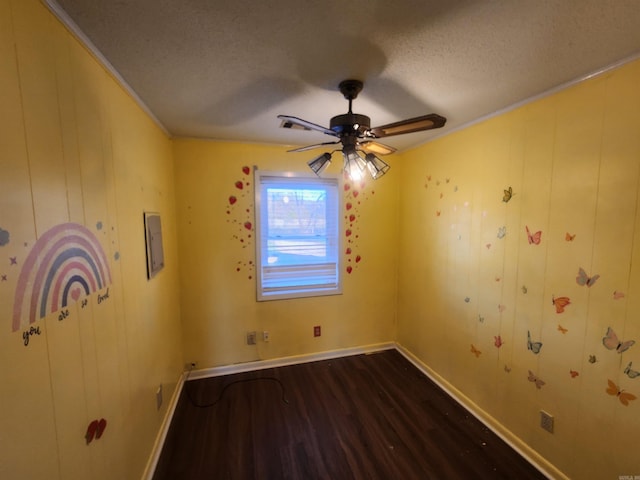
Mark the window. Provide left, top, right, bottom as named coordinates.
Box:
left=254, top=170, right=342, bottom=301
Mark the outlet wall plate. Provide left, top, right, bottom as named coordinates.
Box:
left=247, top=331, right=257, bottom=345
left=540, top=410, right=554, bottom=433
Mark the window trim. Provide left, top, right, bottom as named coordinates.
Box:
left=254, top=169, right=343, bottom=301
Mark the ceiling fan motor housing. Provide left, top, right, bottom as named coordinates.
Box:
left=330, top=113, right=371, bottom=136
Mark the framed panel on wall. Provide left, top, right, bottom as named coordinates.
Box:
left=144, top=212, right=164, bottom=279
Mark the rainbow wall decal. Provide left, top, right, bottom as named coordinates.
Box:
left=12, top=223, right=112, bottom=332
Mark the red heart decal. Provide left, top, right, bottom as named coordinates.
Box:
left=349, top=214, right=356, bottom=222
left=345, top=229, right=352, bottom=237
left=346, top=266, right=353, bottom=274
left=345, top=247, right=352, bottom=255
left=344, top=184, right=351, bottom=191
left=95, top=418, right=107, bottom=439
left=242, top=166, right=250, bottom=175
left=355, top=255, right=361, bottom=263
left=353, top=190, right=359, bottom=198
left=244, top=222, right=252, bottom=230
left=345, top=202, right=352, bottom=211
left=235, top=181, right=243, bottom=190
left=229, top=196, right=237, bottom=205
left=85, top=420, right=99, bottom=445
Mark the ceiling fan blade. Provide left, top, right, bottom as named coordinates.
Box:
left=369, top=113, right=446, bottom=138
left=359, top=140, right=396, bottom=155
left=278, top=115, right=337, bottom=137
left=287, top=141, right=340, bottom=153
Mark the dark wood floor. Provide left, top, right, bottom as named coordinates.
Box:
left=153, top=349, right=547, bottom=479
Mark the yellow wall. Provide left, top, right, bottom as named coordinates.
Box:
left=396, top=59, right=640, bottom=479
left=173, top=139, right=398, bottom=366
left=0, top=0, right=183, bottom=478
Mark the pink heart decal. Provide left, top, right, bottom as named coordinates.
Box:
left=71, top=288, right=81, bottom=301
left=346, top=202, right=352, bottom=210
left=244, top=221, right=252, bottom=230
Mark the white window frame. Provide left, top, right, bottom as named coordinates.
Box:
left=254, top=170, right=343, bottom=301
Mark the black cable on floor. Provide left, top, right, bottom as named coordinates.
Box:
left=183, top=365, right=289, bottom=408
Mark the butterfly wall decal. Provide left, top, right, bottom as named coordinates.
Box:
left=557, top=325, right=568, bottom=334
left=602, top=327, right=636, bottom=354
left=606, top=379, right=637, bottom=406
left=569, top=369, right=579, bottom=378
left=497, top=226, right=506, bottom=239
left=588, top=354, right=597, bottom=364
left=470, top=344, right=482, bottom=358
left=528, top=370, right=545, bottom=389
left=502, top=186, right=514, bottom=203
left=527, top=330, right=543, bottom=354
left=565, top=232, right=576, bottom=241
left=613, top=291, right=625, bottom=300
left=624, top=361, right=640, bottom=379
left=576, top=267, right=600, bottom=287
left=552, top=295, right=571, bottom=313
left=494, top=335, right=504, bottom=348
left=525, top=226, right=542, bottom=245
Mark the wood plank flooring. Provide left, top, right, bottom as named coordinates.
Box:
left=153, top=349, right=548, bottom=479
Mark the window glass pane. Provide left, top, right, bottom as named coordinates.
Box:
left=255, top=171, right=342, bottom=301
left=265, top=187, right=332, bottom=266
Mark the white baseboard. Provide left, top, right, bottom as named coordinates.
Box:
left=141, top=371, right=187, bottom=480
left=187, top=342, right=396, bottom=381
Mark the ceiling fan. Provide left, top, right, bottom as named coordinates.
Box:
left=278, top=79, right=446, bottom=180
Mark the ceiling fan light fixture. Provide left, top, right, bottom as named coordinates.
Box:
left=279, top=80, right=447, bottom=180
left=307, top=152, right=332, bottom=176
left=364, top=153, right=390, bottom=180
left=342, top=148, right=367, bottom=182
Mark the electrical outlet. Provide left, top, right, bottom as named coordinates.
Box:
left=313, top=325, right=321, bottom=337
left=247, top=331, right=257, bottom=345
left=156, top=384, right=163, bottom=410
left=540, top=410, right=554, bottom=433
left=263, top=331, right=269, bottom=342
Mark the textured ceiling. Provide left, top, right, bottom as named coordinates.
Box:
left=48, top=0, right=640, bottom=152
